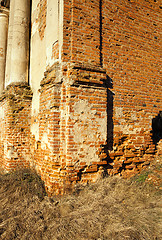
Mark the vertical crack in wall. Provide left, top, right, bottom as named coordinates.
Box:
left=99, top=0, right=103, bottom=67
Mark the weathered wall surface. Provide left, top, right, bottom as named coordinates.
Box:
left=60, top=67, right=108, bottom=185
left=0, top=84, right=32, bottom=171
left=0, top=8, right=8, bottom=94
left=30, top=63, right=109, bottom=195
left=0, top=1, right=32, bottom=172
left=59, top=0, right=161, bottom=185
left=101, top=0, right=162, bottom=177
left=62, top=0, right=101, bottom=66
left=0, top=0, right=161, bottom=195
left=30, top=0, right=47, bottom=142
left=5, top=0, right=30, bottom=86
left=30, top=0, right=63, bottom=141
left=29, top=0, right=64, bottom=194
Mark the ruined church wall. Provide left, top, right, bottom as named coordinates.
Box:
left=0, top=0, right=161, bottom=195
left=30, top=0, right=62, bottom=140
left=102, top=0, right=162, bottom=177
left=29, top=0, right=110, bottom=194
left=0, top=1, right=32, bottom=172
left=61, top=0, right=162, bottom=181
left=29, top=0, right=65, bottom=194
left=30, top=0, right=47, bottom=141
left=0, top=84, right=32, bottom=172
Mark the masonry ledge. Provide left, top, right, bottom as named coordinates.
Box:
left=0, top=82, right=32, bottom=102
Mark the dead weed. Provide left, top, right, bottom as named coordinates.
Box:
left=0, top=162, right=161, bottom=240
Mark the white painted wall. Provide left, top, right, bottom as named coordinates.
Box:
left=46, top=0, right=59, bottom=67
left=30, top=0, right=63, bottom=140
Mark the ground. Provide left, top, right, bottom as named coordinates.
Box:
left=0, top=156, right=161, bottom=240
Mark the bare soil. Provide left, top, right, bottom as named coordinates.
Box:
left=0, top=157, right=161, bottom=240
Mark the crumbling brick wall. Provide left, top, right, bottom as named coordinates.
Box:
left=30, top=64, right=62, bottom=194
left=101, top=0, right=162, bottom=177
left=29, top=0, right=161, bottom=194
left=0, top=0, right=161, bottom=195
left=30, top=63, right=109, bottom=195
left=0, top=84, right=32, bottom=172
left=56, top=0, right=160, bottom=185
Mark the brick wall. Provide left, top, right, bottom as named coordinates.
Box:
left=30, top=63, right=109, bottom=195
left=101, top=0, right=162, bottom=177
left=0, top=0, right=161, bottom=195
left=61, top=0, right=161, bottom=180
left=52, top=40, right=59, bottom=60
left=38, top=0, right=47, bottom=40
left=0, top=84, right=32, bottom=172
left=61, top=65, right=108, bottom=185
left=63, top=0, right=101, bottom=66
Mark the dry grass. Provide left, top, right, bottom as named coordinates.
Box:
left=0, top=159, right=161, bottom=240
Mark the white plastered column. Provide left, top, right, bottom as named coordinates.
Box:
left=5, top=0, right=14, bottom=86
left=0, top=9, right=8, bottom=94
left=5, top=0, right=30, bottom=87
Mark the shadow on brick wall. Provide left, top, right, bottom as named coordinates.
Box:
left=99, top=0, right=114, bottom=151
left=152, top=111, right=162, bottom=147
left=99, top=0, right=115, bottom=172
left=101, top=75, right=114, bottom=172
left=99, top=0, right=103, bottom=67
left=106, top=76, right=114, bottom=151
